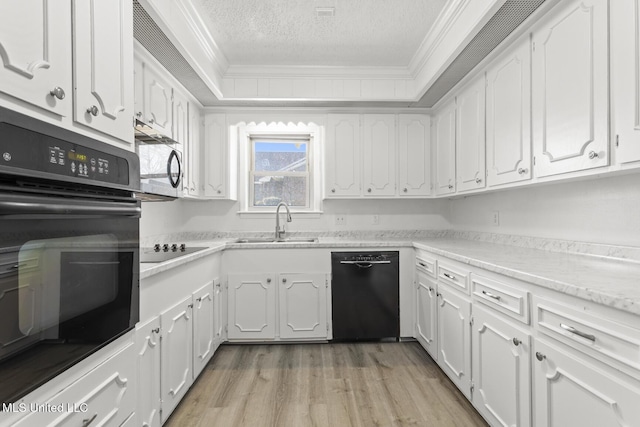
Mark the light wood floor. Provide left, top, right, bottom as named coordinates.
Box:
left=165, top=342, right=489, bottom=427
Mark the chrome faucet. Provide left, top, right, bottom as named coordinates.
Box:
left=275, top=202, right=292, bottom=240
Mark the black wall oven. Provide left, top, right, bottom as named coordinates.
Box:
left=0, top=107, right=141, bottom=404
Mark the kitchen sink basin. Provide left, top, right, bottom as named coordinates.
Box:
left=233, top=237, right=318, bottom=244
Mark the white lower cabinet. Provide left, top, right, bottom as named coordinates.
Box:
left=415, top=269, right=438, bottom=358
left=193, top=282, right=215, bottom=378
left=136, top=317, right=162, bottom=427
left=228, top=272, right=328, bottom=342
left=160, top=296, right=193, bottom=422
left=228, top=273, right=277, bottom=340
left=471, top=304, right=531, bottom=427
left=14, top=335, right=137, bottom=427
left=279, top=273, right=328, bottom=340
left=437, top=286, right=472, bottom=398
left=533, top=339, right=640, bottom=427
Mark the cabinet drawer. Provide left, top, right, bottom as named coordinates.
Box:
left=534, top=297, right=640, bottom=374
left=437, top=262, right=470, bottom=294
left=415, top=252, right=436, bottom=278
left=15, top=336, right=137, bottom=427
left=471, top=274, right=530, bottom=324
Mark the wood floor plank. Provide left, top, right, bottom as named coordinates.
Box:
left=164, top=342, right=489, bottom=427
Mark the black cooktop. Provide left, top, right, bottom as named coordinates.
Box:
left=140, top=246, right=208, bottom=263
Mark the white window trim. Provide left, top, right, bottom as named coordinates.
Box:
left=236, top=121, right=323, bottom=214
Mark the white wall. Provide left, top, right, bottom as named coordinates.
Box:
left=448, top=173, right=640, bottom=247
left=140, top=198, right=450, bottom=240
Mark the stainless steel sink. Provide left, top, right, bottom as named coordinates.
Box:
left=233, top=237, right=318, bottom=244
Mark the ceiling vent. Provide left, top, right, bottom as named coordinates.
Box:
left=315, top=7, right=336, bottom=18
left=415, top=0, right=547, bottom=108
left=133, top=0, right=219, bottom=105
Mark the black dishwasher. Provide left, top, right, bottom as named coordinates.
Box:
left=331, top=251, right=399, bottom=341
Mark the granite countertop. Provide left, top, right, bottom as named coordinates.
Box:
left=139, top=235, right=640, bottom=317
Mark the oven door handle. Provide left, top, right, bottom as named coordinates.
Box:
left=0, top=195, right=141, bottom=218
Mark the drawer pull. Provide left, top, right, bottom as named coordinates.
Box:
left=428, top=286, right=434, bottom=292
left=82, top=413, right=98, bottom=427
left=535, top=352, right=546, bottom=361
left=560, top=323, right=596, bottom=342
left=443, top=272, right=456, bottom=280
left=418, top=262, right=426, bottom=267
left=512, top=338, right=521, bottom=346
left=482, top=290, right=501, bottom=301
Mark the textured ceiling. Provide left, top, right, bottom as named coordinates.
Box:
left=195, top=0, right=448, bottom=67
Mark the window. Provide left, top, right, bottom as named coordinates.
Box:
left=250, top=136, right=311, bottom=209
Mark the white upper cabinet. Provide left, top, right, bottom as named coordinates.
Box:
left=73, top=0, right=134, bottom=144
left=611, top=0, right=640, bottom=164
left=398, top=114, right=431, bottom=197
left=456, top=76, right=486, bottom=192
left=203, top=113, right=237, bottom=199
left=325, top=114, right=361, bottom=197
left=486, top=37, right=532, bottom=187
left=531, top=0, right=609, bottom=177
left=143, top=60, right=173, bottom=137
left=434, top=100, right=457, bottom=196
left=362, top=114, right=396, bottom=196
left=172, top=90, right=189, bottom=145
left=0, top=1, right=72, bottom=117
left=184, top=103, right=201, bottom=197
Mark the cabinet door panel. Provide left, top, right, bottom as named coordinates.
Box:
left=279, top=273, right=327, bottom=340
left=0, top=1, right=72, bottom=117
left=487, top=38, right=532, bottom=186
left=213, top=279, right=224, bottom=351
left=160, top=297, right=193, bottom=422
left=472, top=305, right=531, bottom=427
left=185, top=103, right=201, bottom=196
left=398, top=114, right=431, bottom=196
left=363, top=115, right=395, bottom=196
left=325, top=114, right=361, bottom=197
left=612, top=0, right=640, bottom=164
left=228, top=274, right=276, bottom=340
left=456, top=77, right=486, bottom=192
left=73, top=0, right=134, bottom=144
left=532, top=0, right=609, bottom=176
left=193, top=282, right=214, bottom=378
left=203, top=113, right=229, bottom=198
left=437, top=287, right=471, bottom=397
left=416, top=271, right=437, bottom=358
left=173, top=91, right=188, bottom=145
left=434, top=101, right=456, bottom=195
left=136, top=317, right=161, bottom=427
left=144, top=63, right=172, bottom=137
left=533, top=339, right=640, bottom=427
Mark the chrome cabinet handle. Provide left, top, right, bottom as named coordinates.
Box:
left=448, top=184, right=453, bottom=190
left=188, top=303, right=193, bottom=308
left=266, top=278, right=271, bottom=283
left=367, top=188, right=372, bottom=193
left=136, top=111, right=143, bottom=118
left=82, top=413, right=98, bottom=427
left=518, top=168, right=528, bottom=175
left=418, top=262, right=426, bottom=267
left=512, top=338, right=521, bottom=346
left=151, top=328, right=160, bottom=334
left=535, top=352, right=546, bottom=361
left=282, top=278, right=287, bottom=283
left=149, top=117, right=155, bottom=124
left=87, top=105, right=99, bottom=116
left=428, top=286, right=434, bottom=292
left=475, top=178, right=482, bottom=184
left=49, top=87, right=65, bottom=100
left=443, top=272, right=456, bottom=280
left=196, top=297, right=202, bottom=302
left=331, top=188, right=336, bottom=193
left=560, top=323, right=596, bottom=342
left=403, top=188, right=408, bottom=193
left=588, top=151, right=599, bottom=159
left=482, top=290, right=501, bottom=301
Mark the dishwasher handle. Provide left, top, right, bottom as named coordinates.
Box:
left=339, top=260, right=391, bottom=269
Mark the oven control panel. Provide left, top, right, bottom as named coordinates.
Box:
left=0, top=123, right=129, bottom=186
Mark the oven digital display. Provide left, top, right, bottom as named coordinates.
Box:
left=68, top=152, right=87, bottom=162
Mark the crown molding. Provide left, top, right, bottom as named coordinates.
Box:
left=224, top=65, right=413, bottom=79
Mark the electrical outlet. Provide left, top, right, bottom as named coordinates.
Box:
left=335, top=215, right=346, bottom=225
left=492, top=211, right=500, bottom=226
left=372, top=215, right=379, bottom=225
